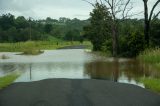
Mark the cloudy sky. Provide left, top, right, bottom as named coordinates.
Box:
left=0, top=0, right=159, bottom=20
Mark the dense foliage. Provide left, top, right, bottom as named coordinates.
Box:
left=0, top=11, right=160, bottom=57
left=83, top=3, right=160, bottom=57
left=83, top=3, right=112, bottom=51
left=150, top=19, right=160, bottom=47
left=118, top=19, right=145, bottom=57
left=0, top=14, right=89, bottom=42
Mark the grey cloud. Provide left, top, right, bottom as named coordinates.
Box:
left=0, top=0, right=92, bottom=19
left=0, top=0, right=32, bottom=11
left=0, top=0, right=159, bottom=19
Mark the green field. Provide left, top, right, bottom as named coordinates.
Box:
left=0, top=41, right=92, bottom=55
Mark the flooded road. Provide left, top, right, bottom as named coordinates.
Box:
left=0, top=49, right=160, bottom=87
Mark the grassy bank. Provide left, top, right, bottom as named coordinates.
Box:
left=0, top=41, right=92, bottom=54
left=139, top=48, right=160, bottom=70
left=140, top=78, right=160, bottom=93
left=0, top=73, right=20, bottom=90
left=139, top=48, right=160, bottom=93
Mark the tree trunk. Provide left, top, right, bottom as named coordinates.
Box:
left=113, top=58, right=119, bottom=82
left=112, top=23, right=118, bottom=57
left=143, top=0, right=150, bottom=47
left=144, top=21, right=150, bottom=47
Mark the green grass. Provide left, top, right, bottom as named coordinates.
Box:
left=139, top=48, right=160, bottom=70
left=21, top=48, right=44, bottom=55
left=0, top=41, right=92, bottom=54
left=0, top=73, right=20, bottom=90
left=140, top=78, right=160, bottom=93
left=138, top=48, right=160, bottom=93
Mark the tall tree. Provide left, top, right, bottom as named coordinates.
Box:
left=84, top=2, right=111, bottom=51
left=143, top=0, right=160, bottom=47
left=0, top=13, right=15, bottom=30
left=15, top=16, right=28, bottom=29
left=104, top=0, right=135, bottom=56
left=84, top=0, right=134, bottom=56
left=44, top=24, right=53, bottom=34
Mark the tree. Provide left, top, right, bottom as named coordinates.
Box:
left=83, top=2, right=111, bottom=51
left=150, top=18, right=160, bottom=47
left=46, top=17, right=52, bottom=24
left=84, top=0, right=134, bottom=56
left=104, top=0, right=136, bottom=56
left=0, top=13, right=15, bottom=30
left=44, top=24, right=53, bottom=34
left=7, top=27, right=17, bottom=42
left=143, top=0, right=160, bottom=47
left=15, top=16, right=28, bottom=29
left=65, top=30, right=74, bottom=43
left=65, top=29, right=80, bottom=43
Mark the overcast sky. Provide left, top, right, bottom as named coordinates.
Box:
left=0, top=0, right=159, bottom=20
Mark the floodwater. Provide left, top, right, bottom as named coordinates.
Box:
left=0, top=49, right=160, bottom=88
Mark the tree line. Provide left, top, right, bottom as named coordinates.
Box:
left=0, top=14, right=89, bottom=42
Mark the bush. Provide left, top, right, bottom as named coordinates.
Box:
left=120, top=30, right=145, bottom=57
left=101, top=39, right=112, bottom=55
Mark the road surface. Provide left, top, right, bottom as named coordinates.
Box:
left=0, top=79, right=160, bottom=106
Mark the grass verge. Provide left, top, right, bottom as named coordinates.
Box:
left=139, top=48, right=160, bottom=70
left=0, top=73, right=20, bottom=90
left=139, top=48, right=160, bottom=93
left=140, top=78, right=160, bottom=93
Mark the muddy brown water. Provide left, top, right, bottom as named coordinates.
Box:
left=0, top=49, right=160, bottom=88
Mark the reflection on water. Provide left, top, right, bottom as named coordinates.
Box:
left=0, top=49, right=160, bottom=87
left=84, top=60, right=144, bottom=86
left=0, top=63, right=25, bottom=77
left=15, top=62, right=90, bottom=82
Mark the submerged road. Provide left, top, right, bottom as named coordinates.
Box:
left=0, top=79, right=160, bottom=106
left=58, top=45, right=87, bottom=49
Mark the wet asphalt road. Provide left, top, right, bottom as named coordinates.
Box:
left=0, top=79, right=160, bottom=106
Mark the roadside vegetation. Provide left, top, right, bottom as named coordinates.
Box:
left=0, top=73, right=20, bottom=90
left=139, top=48, right=160, bottom=93
left=140, top=78, right=160, bottom=93
left=139, top=48, right=160, bottom=70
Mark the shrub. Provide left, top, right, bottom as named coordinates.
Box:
left=120, top=30, right=145, bottom=57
